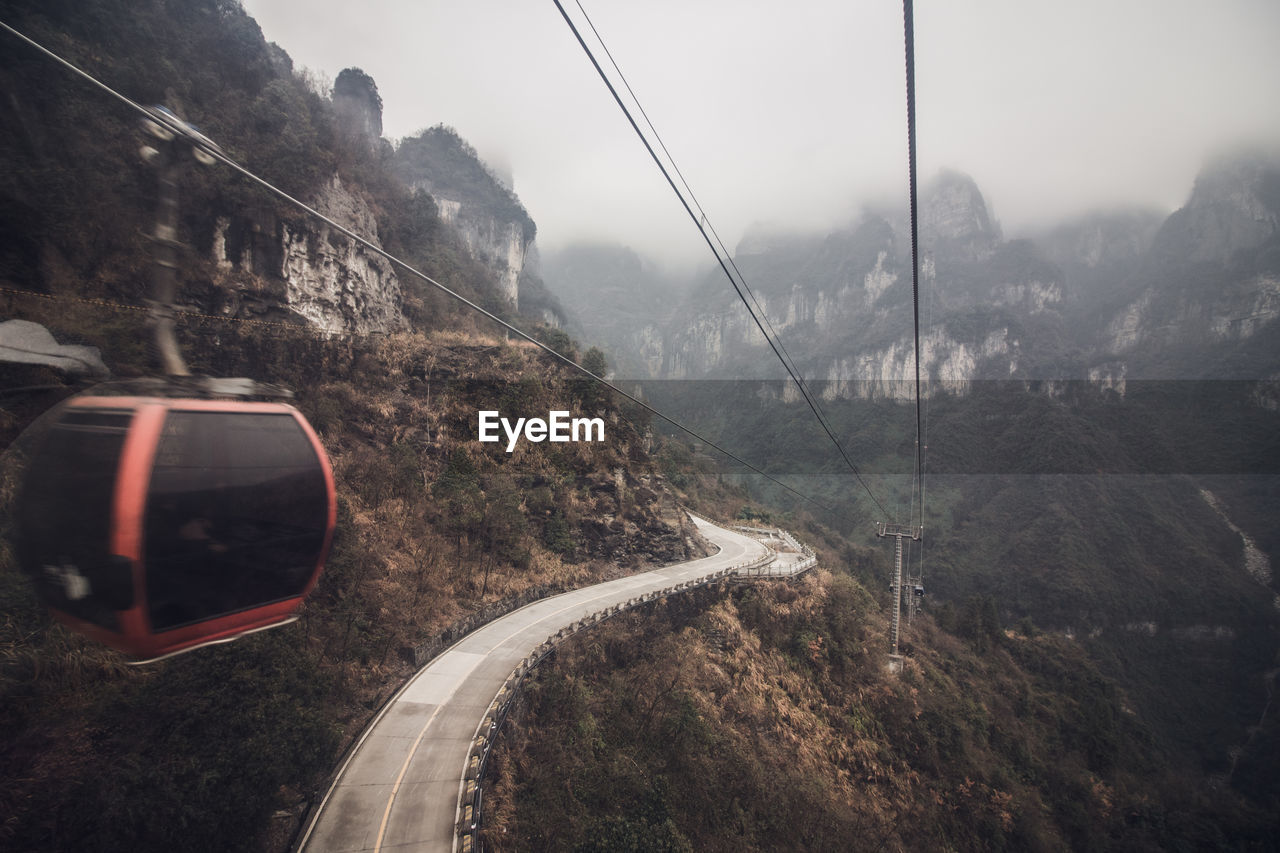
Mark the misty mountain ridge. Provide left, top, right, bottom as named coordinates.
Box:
left=545, top=152, right=1280, bottom=389
left=1, top=3, right=1277, bottom=849
left=539, top=243, right=685, bottom=377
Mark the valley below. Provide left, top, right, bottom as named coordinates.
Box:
left=0, top=1, right=1278, bottom=850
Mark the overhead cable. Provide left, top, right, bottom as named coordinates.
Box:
left=0, top=18, right=833, bottom=513
left=903, top=0, right=926, bottom=534
left=553, top=0, right=892, bottom=520
left=570, top=0, right=853, bottom=486
left=571, top=1, right=817, bottom=403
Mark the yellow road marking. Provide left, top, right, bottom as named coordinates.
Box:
left=374, top=702, right=444, bottom=853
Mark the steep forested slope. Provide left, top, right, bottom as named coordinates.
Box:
left=0, top=328, right=711, bottom=851
left=1, top=2, right=1277, bottom=851
left=639, top=374, right=1280, bottom=794
left=485, top=571, right=1277, bottom=851
left=0, top=0, right=554, bottom=338
left=0, top=9, right=713, bottom=845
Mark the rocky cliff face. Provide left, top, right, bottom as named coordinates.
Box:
left=329, top=84, right=539, bottom=317
left=541, top=244, right=684, bottom=377
left=204, top=105, right=551, bottom=335
left=1153, top=151, right=1280, bottom=265
left=551, top=153, right=1280, bottom=390
left=1041, top=210, right=1162, bottom=274
left=332, top=67, right=384, bottom=152
left=280, top=176, right=407, bottom=335
left=210, top=175, right=408, bottom=335
left=433, top=196, right=528, bottom=307
left=1037, top=209, right=1164, bottom=315
left=1098, top=151, right=1280, bottom=369
left=1100, top=271, right=1280, bottom=359
left=393, top=126, right=537, bottom=312
left=0, top=4, right=539, bottom=346
left=647, top=177, right=1036, bottom=387
left=922, top=169, right=1002, bottom=261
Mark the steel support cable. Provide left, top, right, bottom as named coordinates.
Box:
left=903, top=0, right=926, bottom=534
left=573, top=0, right=858, bottom=513
left=0, top=18, right=833, bottom=513
left=572, top=0, right=859, bottom=499
left=919, top=251, right=936, bottom=584
left=554, top=0, right=891, bottom=520
left=571, top=0, right=833, bottom=441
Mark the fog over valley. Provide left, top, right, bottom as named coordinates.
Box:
left=240, top=0, right=1280, bottom=273
left=1, top=2, right=1278, bottom=851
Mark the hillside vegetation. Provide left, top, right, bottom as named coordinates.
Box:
left=643, top=376, right=1280, bottom=798
left=1, top=1, right=1277, bottom=851
left=0, top=0, right=547, bottom=337
left=0, top=326, right=717, bottom=851
left=486, top=571, right=1276, bottom=851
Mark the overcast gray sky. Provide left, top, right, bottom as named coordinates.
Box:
left=240, top=0, right=1280, bottom=273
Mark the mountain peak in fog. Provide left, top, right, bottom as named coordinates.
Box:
left=1152, top=147, right=1280, bottom=265
left=922, top=169, right=1001, bottom=260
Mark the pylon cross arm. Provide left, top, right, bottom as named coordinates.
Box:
left=876, top=523, right=923, bottom=540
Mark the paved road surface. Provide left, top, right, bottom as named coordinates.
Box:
left=299, top=514, right=771, bottom=853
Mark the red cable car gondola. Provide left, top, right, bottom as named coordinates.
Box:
left=16, top=395, right=336, bottom=662
left=10, top=105, right=337, bottom=661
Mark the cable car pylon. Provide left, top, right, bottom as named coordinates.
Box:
left=876, top=522, right=922, bottom=671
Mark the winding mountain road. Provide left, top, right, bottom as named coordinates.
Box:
left=298, top=514, right=788, bottom=853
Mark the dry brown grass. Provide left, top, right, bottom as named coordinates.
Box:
left=481, top=562, right=1214, bottom=852
left=0, top=324, right=709, bottom=851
